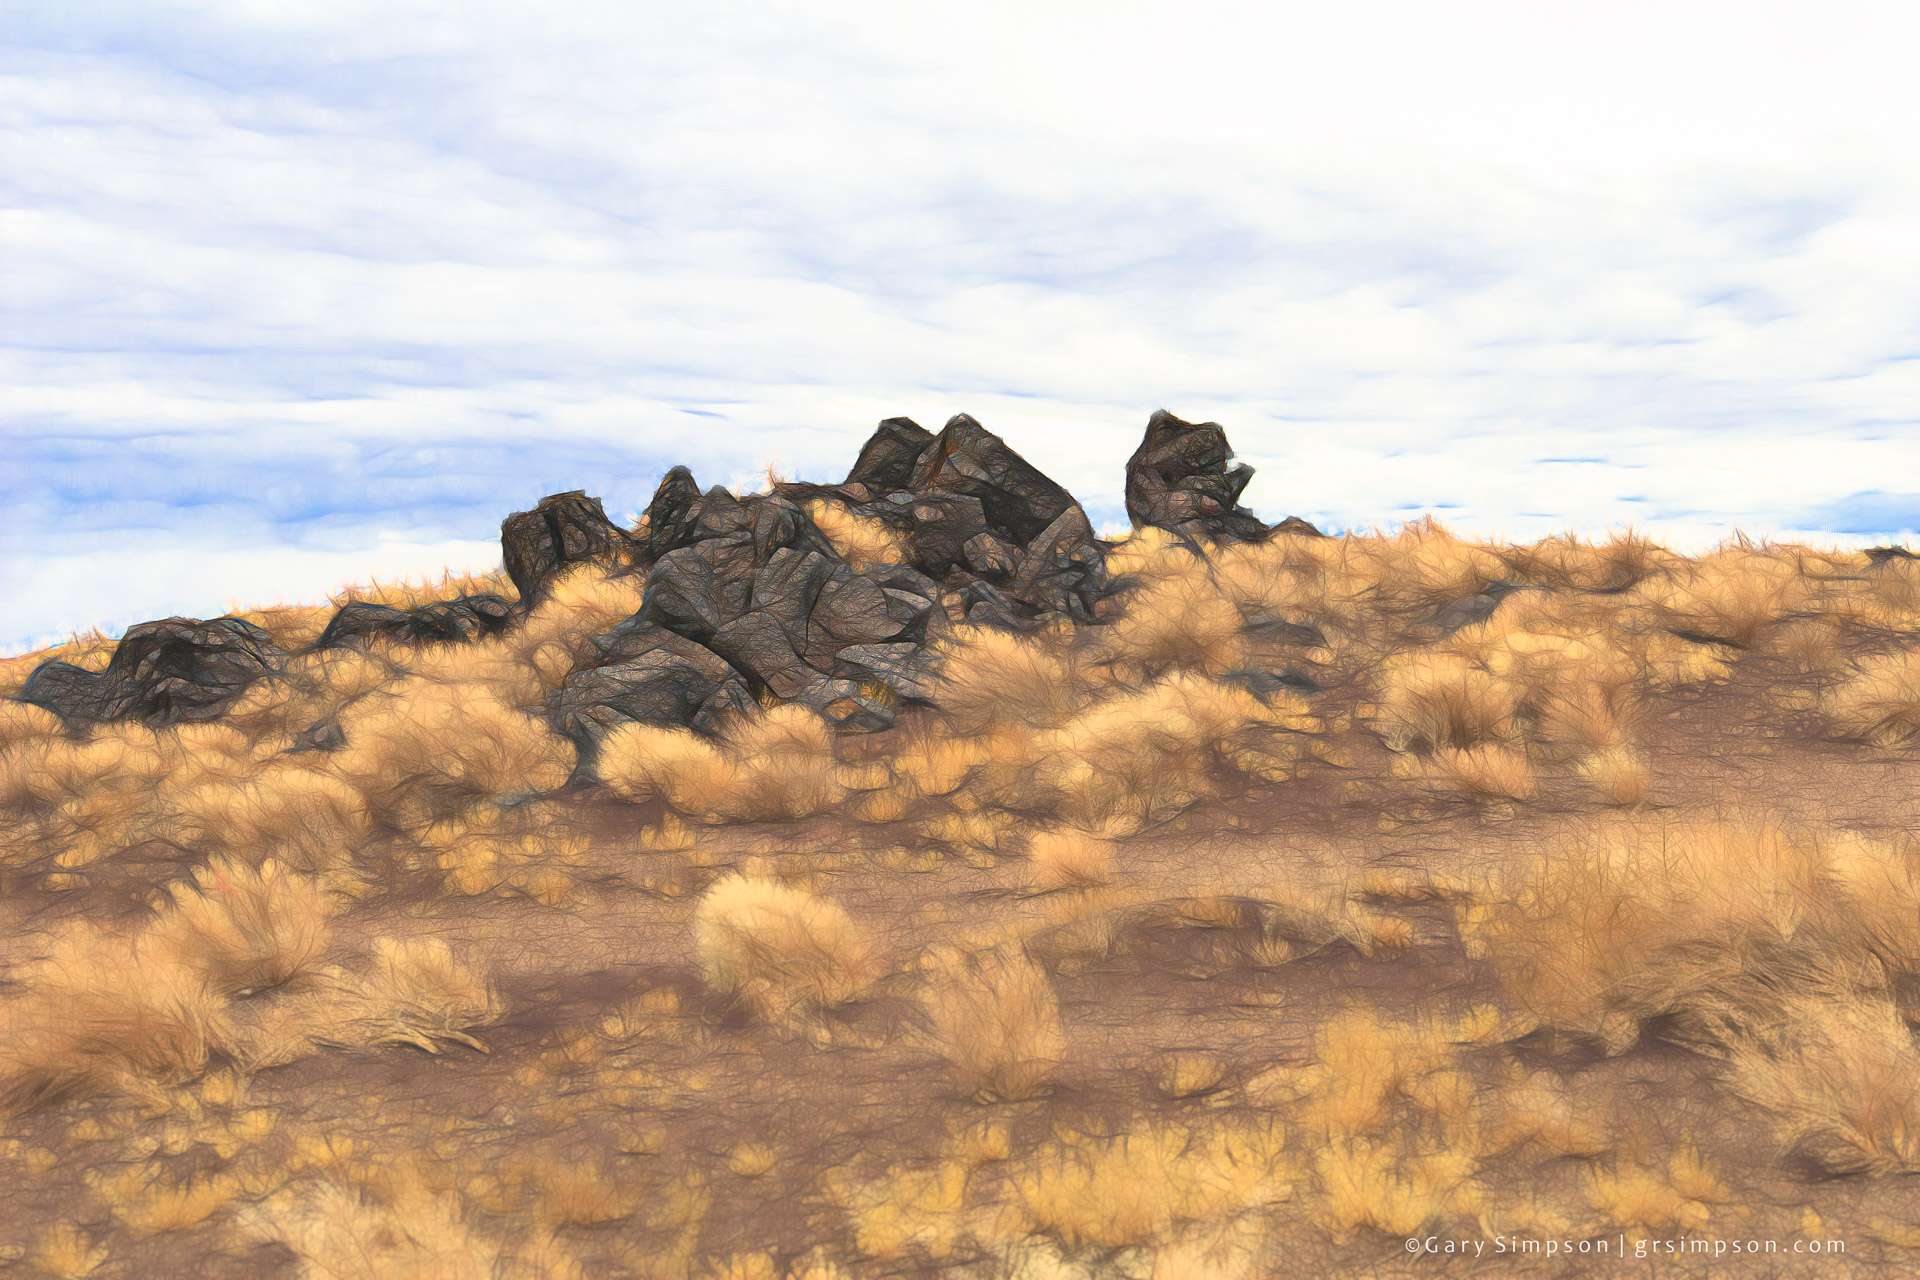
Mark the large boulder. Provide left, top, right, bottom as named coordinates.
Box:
left=501, top=490, right=633, bottom=607
left=775, top=414, right=1111, bottom=629
left=1125, top=410, right=1273, bottom=544
left=908, top=414, right=1078, bottom=547
left=18, top=617, right=284, bottom=728
left=555, top=478, right=946, bottom=747
left=550, top=617, right=756, bottom=757
left=314, top=594, right=514, bottom=651
left=845, top=417, right=935, bottom=493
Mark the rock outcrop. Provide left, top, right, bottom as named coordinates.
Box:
left=314, top=595, right=514, bottom=651
left=1126, top=410, right=1323, bottom=542
left=19, top=617, right=284, bottom=728
left=500, top=490, right=633, bottom=608
left=776, top=413, right=1110, bottom=627
left=553, top=474, right=950, bottom=753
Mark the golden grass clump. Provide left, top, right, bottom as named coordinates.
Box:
left=1007, top=1119, right=1286, bottom=1250
left=806, top=499, right=908, bottom=571
left=1575, top=744, right=1651, bottom=806
left=1025, top=825, right=1117, bottom=889
left=1722, top=994, right=1920, bottom=1175
left=598, top=704, right=847, bottom=821
left=933, top=626, right=1086, bottom=734
left=920, top=943, right=1065, bottom=1101
left=1037, top=674, right=1315, bottom=834
left=507, top=566, right=646, bottom=666
left=1638, top=545, right=1808, bottom=649
left=1354, top=517, right=1507, bottom=612
left=1457, top=818, right=1913, bottom=1050
left=0, top=700, right=64, bottom=749
left=1, top=926, right=229, bottom=1110
left=1096, top=571, right=1247, bottom=678
left=170, top=768, right=373, bottom=873
left=331, top=680, right=571, bottom=827
left=1414, top=745, right=1536, bottom=801
left=1822, top=649, right=1920, bottom=746
left=694, top=874, right=877, bottom=1022
left=349, top=937, right=504, bottom=1052
left=1371, top=654, right=1519, bottom=754
left=1497, top=529, right=1670, bottom=593
left=243, top=1180, right=504, bottom=1280
left=147, top=857, right=334, bottom=995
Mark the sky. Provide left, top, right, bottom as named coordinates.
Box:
left=4, top=0, right=1918, bottom=652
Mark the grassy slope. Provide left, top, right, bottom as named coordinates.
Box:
left=1, top=520, right=1918, bottom=1277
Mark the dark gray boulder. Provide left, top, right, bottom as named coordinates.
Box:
left=19, top=617, right=284, bottom=728
left=1125, top=410, right=1272, bottom=544
left=501, top=490, right=632, bottom=607
left=314, top=594, right=513, bottom=651
left=550, top=618, right=755, bottom=756
left=909, top=414, right=1078, bottom=547
left=846, top=417, right=935, bottom=492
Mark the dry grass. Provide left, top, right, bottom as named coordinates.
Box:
left=806, top=499, right=908, bottom=571
left=1025, top=825, right=1118, bottom=889
left=1822, top=648, right=1920, bottom=746
left=332, top=681, right=572, bottom=829
left=1371, top=654, right=1519, bottom=754
left=1, top=926, right=229, bottom=1110
left=147, top=858, right=335, bottom=995
left=599, top=704, right=847, bottom=822
left=920, top=943, right=1066, bottom=1101
left=932, top=626, right=1086, bottom=734
left=693, top=875, right=877, bottom=1022
left=11, top=515, right=1920, bottom=1271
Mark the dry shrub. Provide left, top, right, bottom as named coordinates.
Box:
left=1, top=926, right=228, bottom=1110
left=1535, top=679, right=1639, bottom=754
left=1355, top=517, right=1507, bottom=612
left=598, top=705, right=846, bottom=821
left=171, top=768, right=372, bottom=873
left=1037, top=674, right=1315, bottom=834
left=1097, top=571, right=1247, bottom=678
left=147, top=858, right=334, bottom=994
left=1724, top=994, right=1920, bottom=1174
left=934, top=626, right=1086, bottom=735
left=1026, top=826, right=1117, bottom=889
left=1823, top=649, right=1920, bottom=746
left=806, top=499, right=907, bottom=570
left=243, top=1180, right=503, bottom=1280
left=1460, top=817, right=1920, bottom=1171
left=508, top=566, right=646, bottom=667
left=1424, top=745, right=1535, bottom=801
left=694, top=874, right=876, bottom=1021
left=1576, top=745, right=1650, bottom=806
left=1638, top=545, right=1811, bottom=649
left=349, top=937, right=504, bottom=1052
left=920, top=943, right=1065, bottom=1101
left=331, top=681, right=571, bottom=827
left=1499, top=530, right=1669, bottom=593
left=0, top=701, right=63, bottom=749
left=1007, top=1119, right=1286, bottom=1250
left=1372, top=654, right=1518, bottom=755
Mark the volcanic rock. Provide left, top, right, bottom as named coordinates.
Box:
left=555, top=475, right=953, bottom=746
left=1126, top=410, right=1272, bottom=544
left=845, top=417, right=936, bottom=492
left=775, top=414, right=1110, bottom=628
left=314, top=594, right=513, bottom=651
left=501, top=490, right=632, bottom=607
left=18, top=617, right=284, bottom=728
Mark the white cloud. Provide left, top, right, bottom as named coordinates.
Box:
left=3, top=0, right=1918, bottom=650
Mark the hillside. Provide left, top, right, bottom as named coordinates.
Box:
left=3, top=414, right=1919, bottom=1278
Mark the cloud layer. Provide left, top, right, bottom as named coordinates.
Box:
left=5, top=1, right=1918, bottom=651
